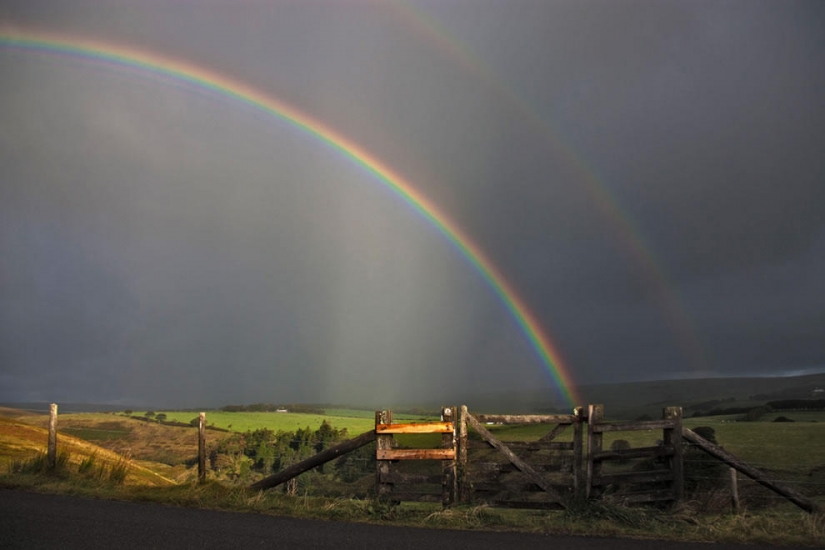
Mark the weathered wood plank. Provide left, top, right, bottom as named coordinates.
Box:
left=683, top=428, right=819, bottom=514
left=538, top=422, right=569, bottom=443
left=466, top=413, right=566, bottom=506
left=471, top=479, right=573, bottom=493
left=596, top=469, right=674, bottom=486
left=387, top=493, right=442, bottom=503
left=377, top=448, right=456, bottom=461
left=379, top=472, right=442, bottom=484
left=471, top=465, right=573, bottom=476
left=376, top=422, right=453, bottom=434
left=249, top=429, right=377, bottom=491
left=592, top=419, right=675, bottom=433
left=593, top=445, right=674, bottom=461
left=474, top=414, right=575, bottom=425
left=604, top=489, right=676, bottom=504
left=489, top=500, right=565, bottom=510
left=487, top=441, right=574, bottom=451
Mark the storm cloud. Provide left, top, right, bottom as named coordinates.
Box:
left=1, top=0, right=823, bottom=408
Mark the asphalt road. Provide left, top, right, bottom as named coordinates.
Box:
left=0, top=489, right=805, bottom=549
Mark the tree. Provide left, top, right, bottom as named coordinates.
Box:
left=144, top=411, right=156, bottom=419
left=156, top=413, right=167, bottom=422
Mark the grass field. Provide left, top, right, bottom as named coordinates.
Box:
left=133, top=410, right=427, bottom=435
left=684, top=414, right=825, bottom=475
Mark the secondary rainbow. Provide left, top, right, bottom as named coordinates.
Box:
left=389, top=1, right=710, bottom=374
left=0, top=28, right=582, bottom=406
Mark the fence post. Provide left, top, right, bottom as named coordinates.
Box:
left=730, top=467, right=740, bottom=513
left=457, top=405, right=469, bottom=504
left=573, top=406, right=584, bottom=499
left=375, top=410, right=393, bottom=500
left=585, top=404, right=603, bottom=499
left=48, top=403, right=58, bottom=470
left=441, top=406, right=456, bottom=507
left=663, top=406, right=683, bottom=501
left=198, top=412, right=206, bottom=483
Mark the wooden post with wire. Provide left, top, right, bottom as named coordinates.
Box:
left=375, top=410, right=393, bottom=500
left=48, top=403, right=58, bottom=470
left=662, top=406, right=684, bottom=501
left=585, top=404, right=604, bottom=499
left=457, top=405, right=469, bottom=503
left=441, top=406, right=456, bottom=507
left=198, top=412, right=206, bottom=482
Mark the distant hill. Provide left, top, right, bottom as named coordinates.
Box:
left=4, top=372, right=824, bottom=420
left=0, top=403, right=135, bottom=414
left=401, top=373, right=825, bottom=419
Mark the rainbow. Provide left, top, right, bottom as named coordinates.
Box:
left=0, top=28, right=582, bottom=406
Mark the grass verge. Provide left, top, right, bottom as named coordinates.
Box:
left=1, top=472, right=822, bottom=546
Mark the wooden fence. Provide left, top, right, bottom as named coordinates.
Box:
left=460, top=407, right=582, bottom=509
left=369, top=404, right=686, bottom=509
left=584, top=404, right=684, bottom=504
left=374, top=408, right=457, bottom=506
left=35, top=402, right=818, bottom=512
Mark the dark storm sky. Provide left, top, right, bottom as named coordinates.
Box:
left=1, top=0, right=823, bottom=408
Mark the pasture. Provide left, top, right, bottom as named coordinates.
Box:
left=476, top=412, right=825, bottom=488
left=134, top=409, right=428, bottom=435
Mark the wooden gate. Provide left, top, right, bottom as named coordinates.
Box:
left=457, top=406, right=584, bottom=509
left=374, top=408, right=457, bottom=505
left=585, top=405, right=683, bottom=504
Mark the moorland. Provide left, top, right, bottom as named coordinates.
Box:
left=2, top=374, right=824, bottom=546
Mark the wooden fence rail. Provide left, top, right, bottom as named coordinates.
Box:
left=249, top=429, right=377, bottom=491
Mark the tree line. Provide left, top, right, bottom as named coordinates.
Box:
left=219, top=403, right=326, bottom=414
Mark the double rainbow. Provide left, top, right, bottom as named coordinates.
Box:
left=1, top=28, right=581, bottom=406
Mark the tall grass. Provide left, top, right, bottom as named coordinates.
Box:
left=8, top=450, right=71, bottom=475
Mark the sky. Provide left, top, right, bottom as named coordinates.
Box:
left=1, top=0, right=823, bottom=409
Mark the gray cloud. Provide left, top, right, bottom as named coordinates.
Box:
left=1, top=0, right=823, bottom=407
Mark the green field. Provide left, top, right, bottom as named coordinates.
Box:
left=684, top=415, right=825, bottom=475
left=136, top=409, right=430, bottom=436
left=467, top=413, right=825, bottom=478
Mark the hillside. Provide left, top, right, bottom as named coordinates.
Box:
left=0, top=409, right=175, bottom=487
left=421, top=373, right=825, bottom=419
